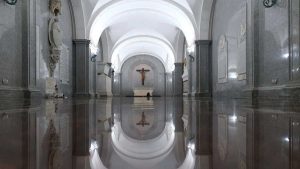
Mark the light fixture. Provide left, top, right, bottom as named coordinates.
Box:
left=91, top=55, right=97, bottom=62
left=4, top=0, right=17, bottom=5
left=263, top=0, right=276, bottom=8
left=189, top=54, right=195, bottom=62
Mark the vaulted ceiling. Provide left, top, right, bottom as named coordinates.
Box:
left=74, top=0, right=210, bottom=72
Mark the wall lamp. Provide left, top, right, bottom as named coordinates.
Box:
left=263, top=0, right=276, bottom=8
left=4, top=0, right=17, bottom=5
left=91, top=55, right=97, bottom=62
left=189, top=54, right=195, bottom=62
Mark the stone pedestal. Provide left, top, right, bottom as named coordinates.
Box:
left=45, top=77, right=57, bottom=97
left=133, top=87, right=153, bottom=96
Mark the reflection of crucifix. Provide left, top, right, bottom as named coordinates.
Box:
left=136, top=112, right=150, bottom=127
left=136, top=68, right=150, bottom=86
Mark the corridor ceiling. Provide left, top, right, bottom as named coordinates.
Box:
left=79, top=0, right=205, bottom=72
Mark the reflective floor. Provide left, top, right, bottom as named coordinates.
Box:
left=0, top=97, right=299, bottom=169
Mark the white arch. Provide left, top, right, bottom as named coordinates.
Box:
left=111, top=36, right=175, bottom=73
left=88, top=0, right=198, bottom=47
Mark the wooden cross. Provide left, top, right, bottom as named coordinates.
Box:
left=136, top=112, right=150, bottom=127
left=136, top=68, right=150, bottom=86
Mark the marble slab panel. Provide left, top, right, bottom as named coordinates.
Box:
left=59, top=44, right=70, bottom=84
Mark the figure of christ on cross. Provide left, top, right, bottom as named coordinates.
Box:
left=136, top=68, right=150, bottom=86
left=136, top=112, right=150, bottom=127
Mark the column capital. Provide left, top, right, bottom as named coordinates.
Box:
left=195, top=40, right=212, bottom=46
left=174, top=62, right=184, bottom=67
left=73, top=39, right=90, bottom=45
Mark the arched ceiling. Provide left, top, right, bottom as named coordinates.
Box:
left=75, top=0, right=210, bottom=72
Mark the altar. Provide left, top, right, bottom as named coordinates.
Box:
left=133, top=87, right=153, bottom=97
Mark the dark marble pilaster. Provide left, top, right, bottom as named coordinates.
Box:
left=73, top=39, right=90, bottom=97
left=112, top=73, right=121, bottom=96
left=194, top=40, right=212, bottom=97
left=173, top=63, right=183, bottom=96
left=166, top=73, right=173, bottom=96
left=188, top=54, right=193, bottom=96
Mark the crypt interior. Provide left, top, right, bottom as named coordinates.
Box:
left=0, top=0, right=299, bottom=169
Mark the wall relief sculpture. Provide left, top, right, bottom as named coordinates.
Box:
left=46, top=0, right=63, bottom=97
left=50, top=0, right=62, bottom=16
left=48, top=0, right=63, bottom=78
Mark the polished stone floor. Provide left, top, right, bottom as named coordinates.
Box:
left=0, top=97, right=299, bottom=169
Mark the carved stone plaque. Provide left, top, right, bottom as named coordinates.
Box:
left=59, top=45, right=69, bottom=84
left=218, top=35, right=228, bottom=83
left=237, top=5, right=247, bottom=80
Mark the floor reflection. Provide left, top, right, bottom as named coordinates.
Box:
left=0, top=97, right=299, bottom=169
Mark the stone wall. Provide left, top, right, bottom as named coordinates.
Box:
left=0, top=0, right=74, bottom=100
left=0, top=2, right=23, bottom=89
left=0, top=0, right=36, bottom=100
left=212, top=0, right=300, bottom=99
left=36, top=0, right=74, bottom=96
left=120, top=55, right=166, bottom=97
left=212, top=0, right=249, bottom=98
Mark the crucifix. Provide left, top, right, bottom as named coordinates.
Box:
left=136, top=112, right=150, bottom=127
left=136, top=68, right=150, bottom=86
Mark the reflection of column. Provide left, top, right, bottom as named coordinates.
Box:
left=22, top=110, right=37, bottom=169
left=195, top=100, right=212, bottom=169
left=73, top=101, right=91, bottom=169
left=73, top=39, right=90, bottom=97
left=173, top=63, right=183, bottom=96
left=73, top=101, right=90, bottom=164
left=194, top=40, right=212, bottom=97
left=173, top=97, right=184, bottom=132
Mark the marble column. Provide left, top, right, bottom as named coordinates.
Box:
left=193, top=40, right=212, bottom=97
left=89, top=54, right=97, bottom=97
left=73, top=39, right=90, bottom=97
left=188, top=54, right=193, bottom=96
left=107, top=63, right=113, bottom=96
left=166, top=73, right=173, bottom=96
left=113, top=73, right=121, bottom=96
left=173, top=63, right=183, bottom=96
